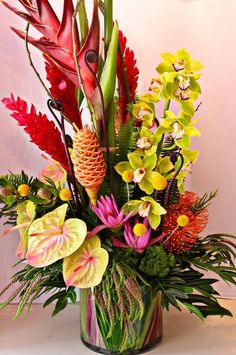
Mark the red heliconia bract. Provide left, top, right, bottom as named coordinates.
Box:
left=2, top=0, right=100, bottom=104
left=2, top=94, right=69, bottom=171
left=117, top=31, right=139, bottom=125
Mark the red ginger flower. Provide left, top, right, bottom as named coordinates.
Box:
left=163, top=192, right=208, bottom=254
left=117, top=31, right=139, bottom=125
left=2, top=94, right=69, bottom=171
left=45, top=58, right=82, bottom=129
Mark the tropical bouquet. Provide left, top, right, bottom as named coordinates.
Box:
left=0, top=1, right=235, bottom=354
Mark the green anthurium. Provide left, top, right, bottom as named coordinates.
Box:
left=135, top=126, right=162, bottom=156
left=123, top=196, right=166, bottom=229
left=26, top=204, right=87, bottom=268
left=115, top=153, right=167, bottom=194
left=132, top=101, right=155, bottom=127
left=63, top=235, right=109, bottom=288
left=155, top=110, right=201, bottom=150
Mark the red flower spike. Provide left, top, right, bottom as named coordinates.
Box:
left=2, top=0, right=100, bottom=102
left=163, top=192, right=209, bottom=254
left=44, top=58, right=82, bottom=129
left=2, top=94, right=69, bottom=171
left=117, top=31, right=139, bottom=125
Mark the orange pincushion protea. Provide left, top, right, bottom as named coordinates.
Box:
left=72, top=127, right=106, bottom=204
left=163, top=192, right=208, bottom=254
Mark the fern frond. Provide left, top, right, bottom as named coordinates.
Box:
left=117, top=118, right=136, bottom=161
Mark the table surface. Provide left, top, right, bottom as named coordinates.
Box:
left=0, top=299, right=236, bottom=355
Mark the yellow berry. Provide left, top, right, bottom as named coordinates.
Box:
left=59, top=188, right=72, bottom=201
left=122, top=170, right=134, bottom=183
left=177, top=214, right=189, bottom=227
left=133, top=223, right=147, bottom=237
left=18, top=184, right=30, bottom=197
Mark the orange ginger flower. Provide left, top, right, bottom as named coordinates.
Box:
left=72, top=127, right=106, bottom=205
left=163, top=192, right=208, bottom=254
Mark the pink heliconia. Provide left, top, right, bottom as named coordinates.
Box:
left=87, top=195, right=133, bottom=237
left=113, top=218, right=151, bottom=253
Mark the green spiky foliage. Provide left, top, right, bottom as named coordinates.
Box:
left=0, top=261, right=77, bottom=319
left=191, top=190, right=218, bottom=214
left=139, top=246, right=176, bottom=278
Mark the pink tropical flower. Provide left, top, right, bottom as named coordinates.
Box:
left=113, top=218, right=151, bottom=253
left=87, top=195, right=132, bottom=237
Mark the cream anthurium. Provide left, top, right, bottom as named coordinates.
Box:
left=26, top=204, right=87, bottom=268
left=63, top=235, right=109, bottom=289
left=115, top=153, right=167, bottom=194
left=123, top=196, right=166, bottom=230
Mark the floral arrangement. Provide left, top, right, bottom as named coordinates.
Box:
left=0, top=1, right=235, bottom=354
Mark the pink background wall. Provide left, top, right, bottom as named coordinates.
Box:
left=0, top=0, right=235, bottom=298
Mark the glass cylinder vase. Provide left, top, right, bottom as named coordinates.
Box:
left=80, top=283, right=163, bottom=354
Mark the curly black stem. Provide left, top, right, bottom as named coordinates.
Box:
left=164, top=152, right=184, bottom=209
left=84, top=49, right=114, bottom=195
left=47, top=99, right=81, bottom=212
left=47, top=99, right=62, bottom=129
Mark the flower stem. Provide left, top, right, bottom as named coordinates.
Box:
left=104, top=0, right=113, bottom=57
